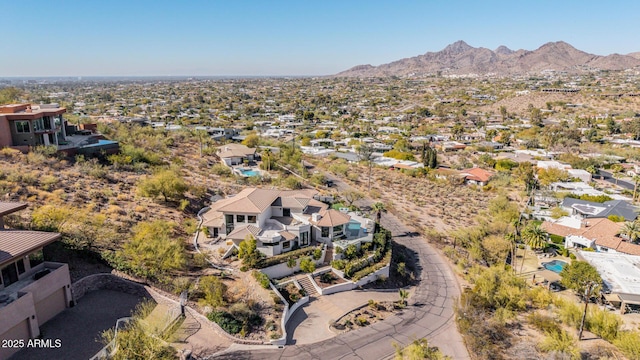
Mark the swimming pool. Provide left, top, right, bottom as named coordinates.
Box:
left=542, top=260, right=568, bottom=274
left=81, top=139, right=119, bottom=148
left=238, top=168, right=260, bottom=177
left=346, top=220, right=361, bottom=236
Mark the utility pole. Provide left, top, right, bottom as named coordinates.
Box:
left=578, top=281, right=595, bottom=340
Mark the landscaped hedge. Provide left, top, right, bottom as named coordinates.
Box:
left=256, top=245, right=321, bottom=269
left=351, top=251, right=392, bottom=281
left=342, top=227, right=392, bottom=279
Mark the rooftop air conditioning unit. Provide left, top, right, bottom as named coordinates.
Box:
left=312, top=213, right=321, bottom=222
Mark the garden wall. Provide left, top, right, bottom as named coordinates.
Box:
left=268, top=281, right=309, bottom=346
left=260, top=246, right=326, bottom=279
left=355, top=264, right=390, bottom=287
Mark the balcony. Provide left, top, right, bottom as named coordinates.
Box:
left=0, top=262, right=70, bottom=310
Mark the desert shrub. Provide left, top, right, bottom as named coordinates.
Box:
left=355, top=316, right=368, bottom=326
left=211, top=164, right=232, bottom=176
left=586, top=305, right=621, bottom=342
left=614, top=331, right=640, bottom=360
left=207, top=311, right=242, bottom=334
left=300, top=257, right=316, bottom=273
left=555, top=297, right=582, bottom=328
left=527, top=312, right=561, bottom=334
left=199, top=275, right=227, bottom=308
left=313, top=248, right=322, bottom=260
left=331, top=259, right=346, bottom=270
left=538, top=329, right=580, bottom=359
left=252, top=271, right=271, bottom=289
left=528, top=286, right=553, bottom=309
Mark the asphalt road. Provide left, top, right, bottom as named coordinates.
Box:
left=598, top=170, right=634, bottom=190
left=215, top=174, right=469, bottom=360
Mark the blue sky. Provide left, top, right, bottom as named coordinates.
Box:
left=3, top=0, right=639, bottom=76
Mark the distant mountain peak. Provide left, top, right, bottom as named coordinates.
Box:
left=335, top=40, right=640, bottom=77
left=495, top=45, right=513, bottom=55
left=442, top=40, right=473, bottom=54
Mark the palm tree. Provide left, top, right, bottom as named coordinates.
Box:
left=523, top=224, right=548, bottom=250
left=520, top=224, right=548, bottom=274
left=620, top=221, right=640, bottom=242
left=372, top=202, right=387, bottom=224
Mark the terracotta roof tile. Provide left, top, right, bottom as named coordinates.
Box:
left=315, top=209, right=351, bottom=227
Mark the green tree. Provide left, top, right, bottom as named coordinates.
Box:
left=560, top=261, right=602, bottom=301
left=138, top=169, right=188, bottom=202
left=300, top=257, right=316, bottom=273
left=499, top=106, right=508, bottom=122
left=620, top=221, right=640, bottom=242
left=241, top=133, right=260, bottom=148
left=537, top=167, right=570, bottom=187
left=421, top=143, right=438, bottom=169
left=199, top=275, right=228, bottom=308
left=343, top=189, right=364, bottom=207
left=0, top=87, right=23, bottom=105
left=372, top=202, right=387, bottom=224
left=522, top=224, right=548, bottom=250
left=122, top=221, right=186, bottom=278
left=238, top=235, right=264, bottom=268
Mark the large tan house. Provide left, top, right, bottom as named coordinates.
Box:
left=202, top=188, right=373, bottom=257
left=216, top=143, right=256, bottom=166
left=0, top=202, right=72, bottom=359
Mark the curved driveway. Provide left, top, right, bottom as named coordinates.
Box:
left=215, top=175, right=469, bottom=360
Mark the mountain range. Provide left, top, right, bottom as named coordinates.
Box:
left=335, top=41, right=640, bottom=77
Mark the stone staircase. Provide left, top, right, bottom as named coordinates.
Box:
left=297, top=276, right=319, bottom=297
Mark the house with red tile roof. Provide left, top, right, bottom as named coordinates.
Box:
left=541, top=218, right=640, bottom=255
left=460, top=167, right=495, bottom=186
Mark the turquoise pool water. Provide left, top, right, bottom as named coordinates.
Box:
left=239, top=168, right=260, bottom=177
left=82, top=139, right=118, bottom=148
left=543, top=260, right=567, bottom=274
left=347, top=220, right=361, bottom=236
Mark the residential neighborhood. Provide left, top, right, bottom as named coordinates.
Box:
left=5, top=31, right=640, bottom=360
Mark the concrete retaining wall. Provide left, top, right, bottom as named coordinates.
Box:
left=355, top=264, right=390, bottom=287
left=260, top=246, right=326, bottom=279
left=269, top=280, right=309, bottom=346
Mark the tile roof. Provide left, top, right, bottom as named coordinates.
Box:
left=0, top=230, right=61, bottom=266
left=217, top=143, right=256, bottom=158
left=279, top=231, right=298, bottom=241
left=226, top=225, right=262, bottom=241
left=315, top=209, right=351, bottom=227
left=0, top=202, right=28, bottom=217
left=215, top=188, right=282, bottom=213
left=461, top=167, right=494, bottom=182
left=541, top=218, right=640, bottom=255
